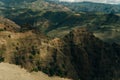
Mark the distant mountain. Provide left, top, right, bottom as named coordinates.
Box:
left=0, top=0, right=71, bottom=18
left=46, top=1, right=120, bottom=13
left=59, top=0, right=120, bottom=4
left=56, top=1, right=120, bottom=13
left=0, top=0, right=36, bottom=5
left=1, top=0, right=120, bottom=44
left=1, top=0, right=120, bottom=14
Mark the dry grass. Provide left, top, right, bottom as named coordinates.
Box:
left=0, top=63, right=72, bottom=80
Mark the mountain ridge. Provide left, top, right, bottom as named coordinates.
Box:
left=57, top=0, right=120, bottom=4
left=0, top=18, right=120, bottom=80
left=0, top=1, right=120, bottom=80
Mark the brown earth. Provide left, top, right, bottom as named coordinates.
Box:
left=0, top=18, right=120, bottom=80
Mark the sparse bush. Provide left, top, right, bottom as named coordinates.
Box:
left=32, top=67, right=39, bottom=72
left=8, top=35, right=11, bottom=38
left=0, top=57, right=4, bottom=62
left=0, top=29, right=4, bottom=31
left=0, top=50, right=4, bottom=62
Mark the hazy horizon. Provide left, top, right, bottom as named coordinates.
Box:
left=59, top=0, right=120, bottom=4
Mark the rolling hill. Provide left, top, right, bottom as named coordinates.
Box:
left=55, top=1, right=120, bottom=13
left=1, top=0, right=120, bottom=44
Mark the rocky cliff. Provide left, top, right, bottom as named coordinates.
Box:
left=0, top=18, right=120, bottom=80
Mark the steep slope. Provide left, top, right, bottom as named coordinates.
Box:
left=0, top=19, right=120, bottom=80
left=0, top=18, right=76, bottom=79
left=0, top=63, right=71, bottom=80
left=0, top=1, right=120, bottom=80
left=0, top=17, right=20, bottom=32
left=63, top=28, right=120, bottom=80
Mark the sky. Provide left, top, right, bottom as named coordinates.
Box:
left=59, top=0, right=120, bottom=4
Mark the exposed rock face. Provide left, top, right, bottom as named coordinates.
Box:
left=0, top=19, right=120, bottom=80
left=63, top=28, right=120, bottom=80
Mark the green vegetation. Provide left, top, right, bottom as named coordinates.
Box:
left=0, top=50, right=4, bottom=62
left=0, top=29, right=4, bottom=31
left=0, top=0, right=120, bottom=44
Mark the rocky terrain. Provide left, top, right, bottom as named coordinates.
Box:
left=0, top=0, right=120, bottom=80
left=0, top=17, right=120, bottom=80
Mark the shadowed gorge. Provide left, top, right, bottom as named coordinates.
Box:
left=0, top=0, right=120, bottom=80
